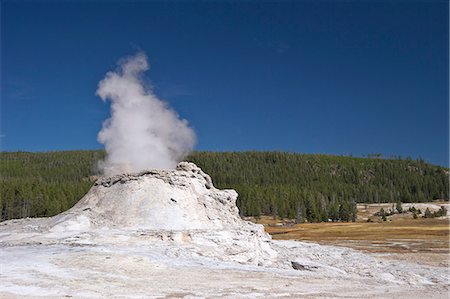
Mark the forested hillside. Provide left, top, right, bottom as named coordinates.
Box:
left=0, top=151, right=103, bottom=220
left=1, top=151, right=448, bottom=222
left=188, top=152, right=449, bottom=221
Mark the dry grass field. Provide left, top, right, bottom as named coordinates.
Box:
left=249, top=202, right=450, bottom=267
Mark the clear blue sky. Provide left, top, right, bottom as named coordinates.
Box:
left=1, top=1, right=448, bottom=167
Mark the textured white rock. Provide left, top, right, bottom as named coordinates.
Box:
left=55, top=162, right=246, bottom=230
left=2, top=162, right=278, bottom=266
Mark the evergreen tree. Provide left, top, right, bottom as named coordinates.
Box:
left=424, top=208, right=432, bottom=218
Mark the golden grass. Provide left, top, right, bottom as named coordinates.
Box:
left=251, top=216, right=449, bottom=255
left=248, top=207, right=450, bottom=267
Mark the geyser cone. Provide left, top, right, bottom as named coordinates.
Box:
left=52, top=162, right=241, bottom=231
left=47, top=162, right=278, bottom=265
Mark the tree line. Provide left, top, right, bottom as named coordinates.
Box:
left=1, top=150, right=448, bottom=222
left=0, top=151, right=103, bottom=220
left=187, top=152, right=448, bottom=222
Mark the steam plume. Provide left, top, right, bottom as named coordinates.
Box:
left=96, top=52, right=196, bottom=175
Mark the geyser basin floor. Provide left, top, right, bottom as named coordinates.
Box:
left=0, top=239, right=448, bottom=298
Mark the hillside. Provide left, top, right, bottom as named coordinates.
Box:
left=1, top=150, right=448, bottom=221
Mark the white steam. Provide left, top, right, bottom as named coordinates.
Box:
left=96, top=52, right=196, bottom=175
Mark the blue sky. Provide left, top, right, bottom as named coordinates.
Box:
left=1, top=1, right=448, bottom=166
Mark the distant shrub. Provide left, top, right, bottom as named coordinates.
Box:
left=424, top=208, right=433, bottom=218
left=373, top=208, right=385, bottom=217
left=432, top=206, right=447, bottom=218
left=422, top=206, right=448, bottom=219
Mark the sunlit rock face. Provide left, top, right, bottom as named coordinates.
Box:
left=56, top=162, right=241, bottom=231
left=14, top=162, right=278, bottom=266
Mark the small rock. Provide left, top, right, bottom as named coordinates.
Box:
left=291, top=261, right=316, bottom=271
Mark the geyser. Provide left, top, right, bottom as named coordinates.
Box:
left=96, top=52, right=196, bottom=175
left=30, top=162, right=279, bottom=266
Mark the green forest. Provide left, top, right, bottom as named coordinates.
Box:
left=1, top=150, right=448, bottom=222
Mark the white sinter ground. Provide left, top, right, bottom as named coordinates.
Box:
left=0, top=162, right=448, bottom=298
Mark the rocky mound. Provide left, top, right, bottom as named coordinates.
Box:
left=1, top=162, right=278, bottom=266
left=52, top=162, right=244, bottom=231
